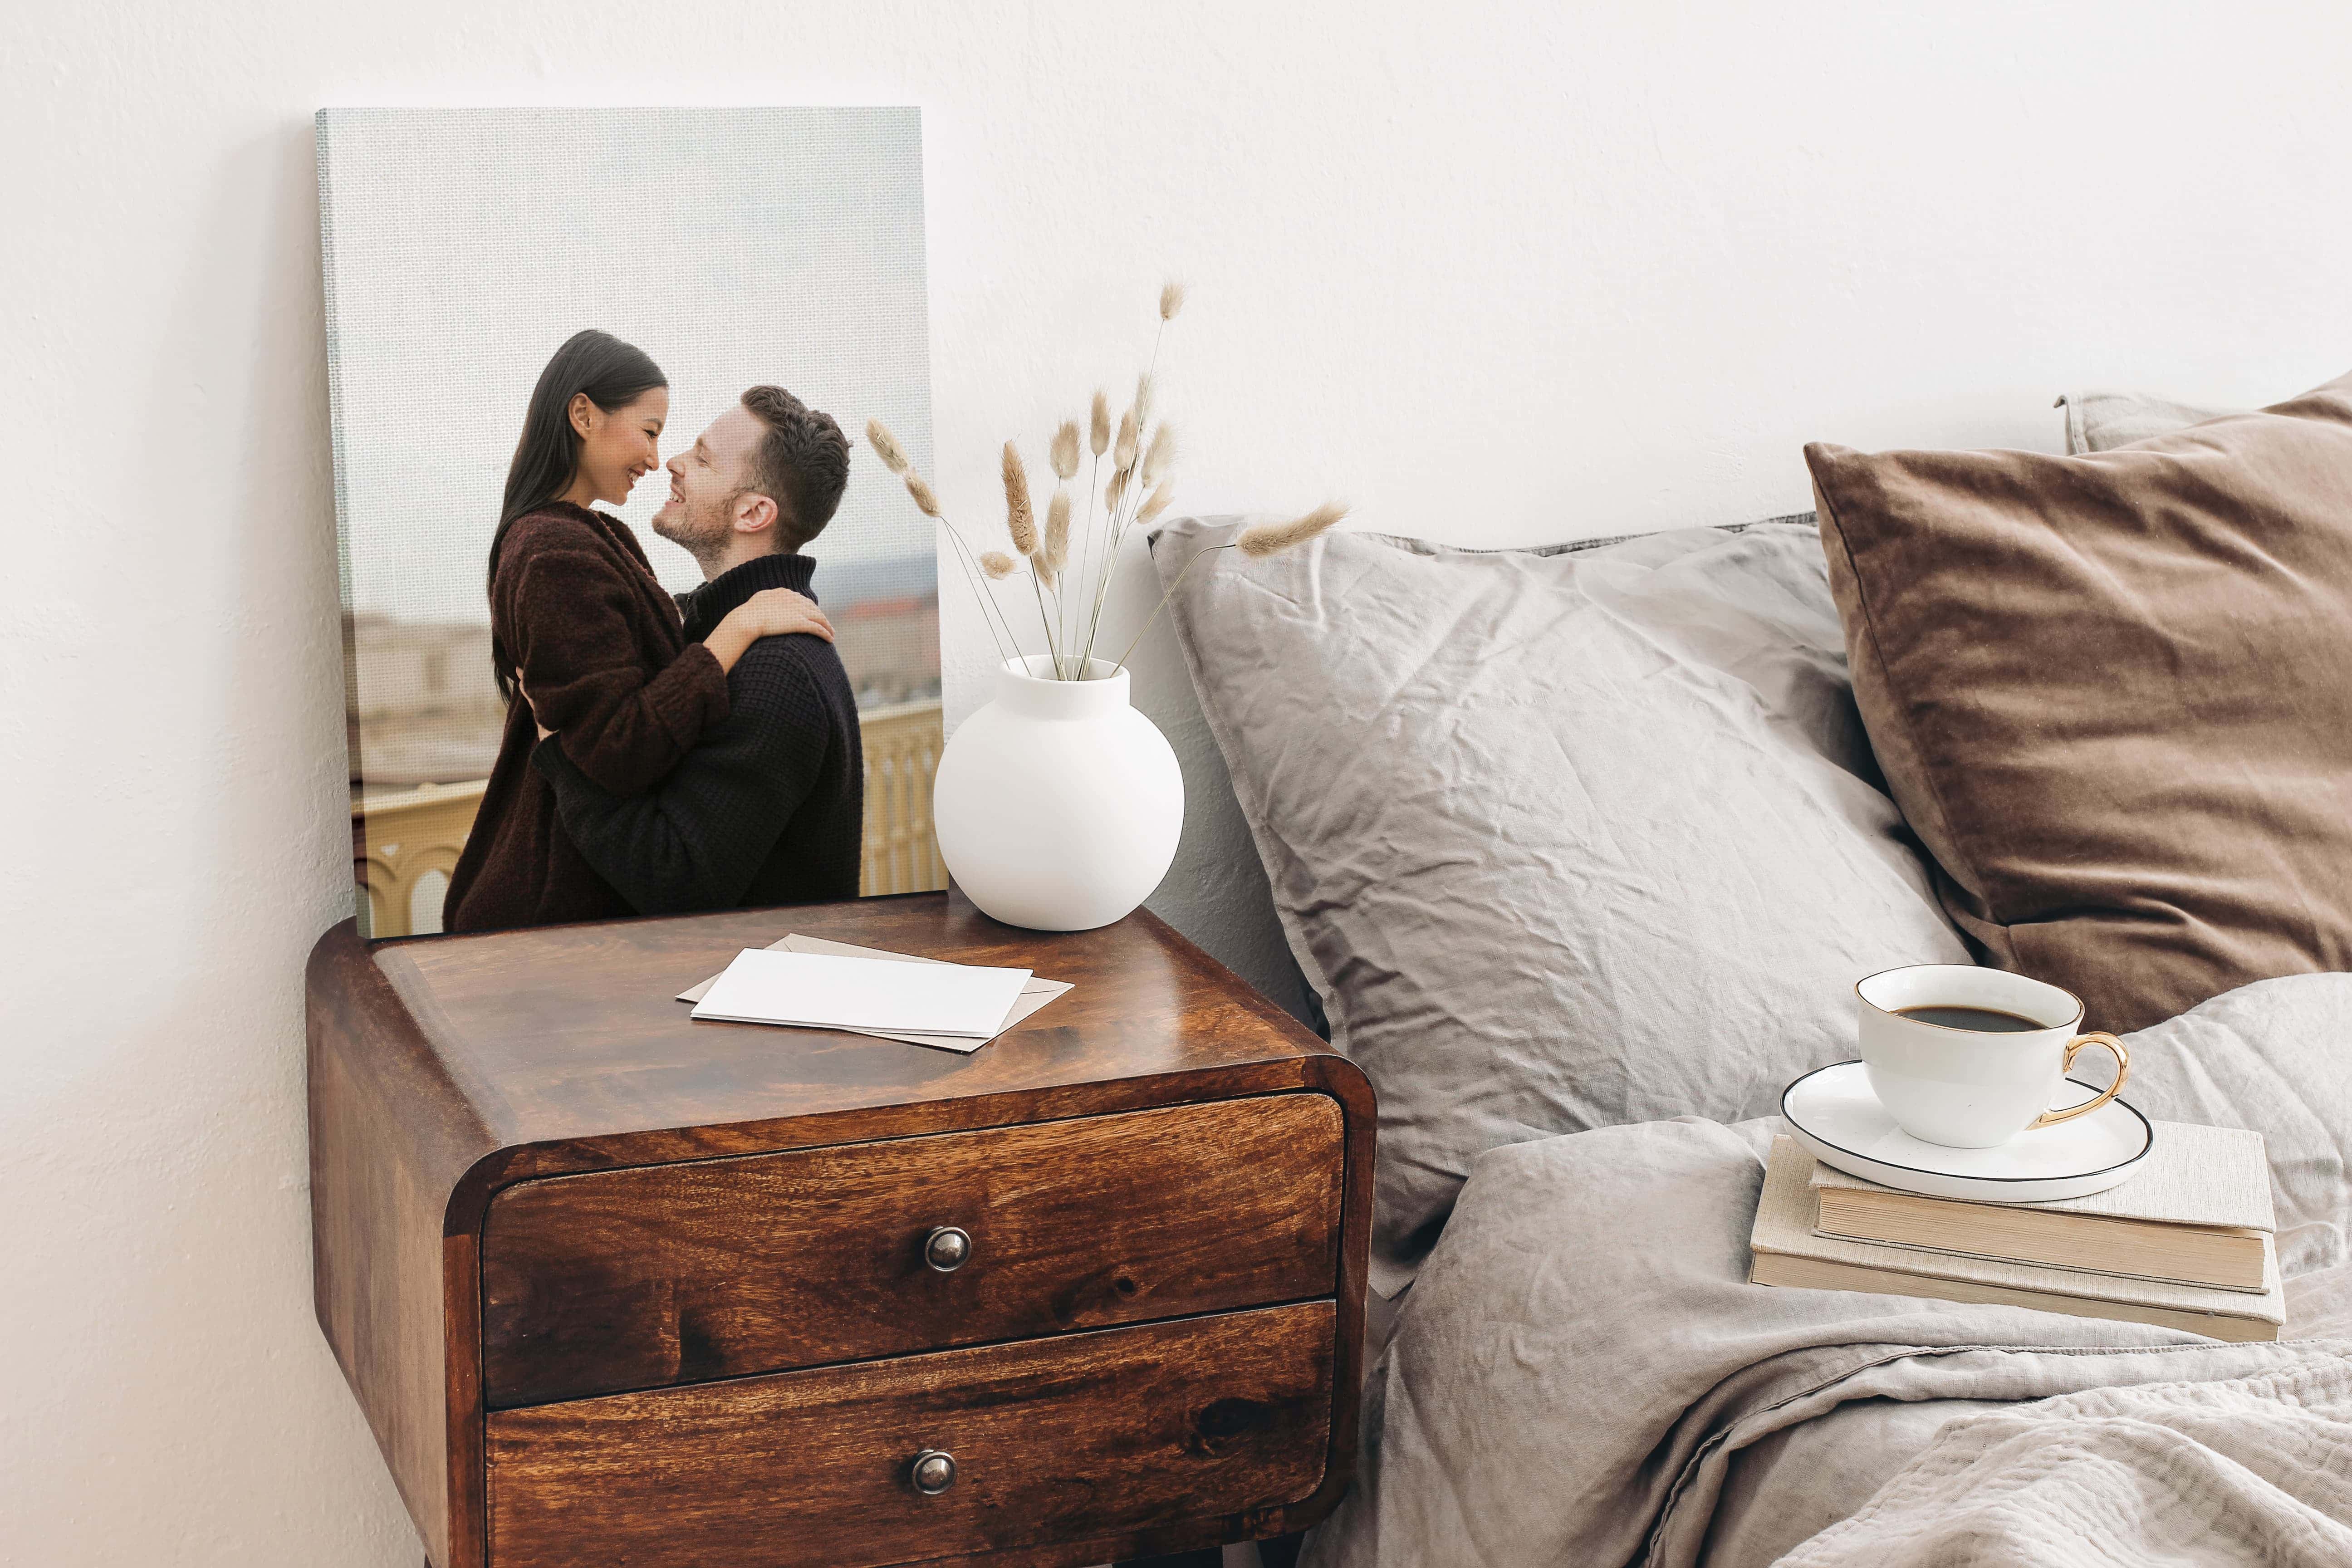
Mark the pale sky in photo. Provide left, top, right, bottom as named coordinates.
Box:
left=320, top=107, right=936, bottom=625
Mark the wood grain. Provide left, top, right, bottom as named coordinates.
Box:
left=311, top=892, right=1376, bottom=1568
left=482, top=1094, right=1344, bottom=1406
left=308, top=926, right=503, bottom=1568
left=485, top=1303, right=1334, bottom=1568
left=369, top=892, right=1357, bottom=1174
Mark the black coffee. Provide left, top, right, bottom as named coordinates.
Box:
left=1894, top=1004, right=2043, bottom=1033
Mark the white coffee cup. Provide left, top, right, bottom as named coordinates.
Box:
left=1855, top=964, right=2130, bottom=1149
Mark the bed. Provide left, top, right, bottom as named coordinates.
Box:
left=1144, top=375, right=2352, bottom=1565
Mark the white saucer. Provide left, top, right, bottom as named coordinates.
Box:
left=1781, top=1060, right=2153, bottom=1203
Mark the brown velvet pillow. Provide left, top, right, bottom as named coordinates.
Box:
left=1807, top=372, right=2352, bottom=1034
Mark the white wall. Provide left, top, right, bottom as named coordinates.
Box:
left=7, top=3, right=2350, bottom=1560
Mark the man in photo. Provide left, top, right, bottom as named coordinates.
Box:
left=532, top=385, right=865, bottom=912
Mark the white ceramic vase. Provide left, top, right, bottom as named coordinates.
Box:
left=932, top=656, right=1184, bottom=931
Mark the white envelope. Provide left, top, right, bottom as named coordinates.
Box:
left=691, top=948, right=1031, bottom=1037
left=678, top=934, right=1071, bottom=1054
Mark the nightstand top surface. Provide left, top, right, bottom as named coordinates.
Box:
left=354, top=892, right=1337, bottom=1162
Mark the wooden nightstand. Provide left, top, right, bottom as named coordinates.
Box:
left=308, top=892, right=1373, bottom=1568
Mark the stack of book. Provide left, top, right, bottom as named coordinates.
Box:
left=1749, top=1127, right=2283, bottom=1342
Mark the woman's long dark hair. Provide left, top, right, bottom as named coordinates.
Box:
left=485, top=329, right=667, bottom=701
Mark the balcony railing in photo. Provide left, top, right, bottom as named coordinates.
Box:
left=858, top=697, right=948, bottom=902
left=352, top=699, right=948, bottom=938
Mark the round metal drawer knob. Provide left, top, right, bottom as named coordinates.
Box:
left=923, top=1225, right=972, bottom=1272
left=911, top=1449, right=957, bottom=1495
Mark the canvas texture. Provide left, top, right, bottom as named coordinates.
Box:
left=316, top=108, right=943, bottom=935
left=1149, top=516, right=1970, bottom=1293
left=1808, top=371, right=2352, bottom=1036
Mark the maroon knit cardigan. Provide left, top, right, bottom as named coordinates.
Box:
left=443, top=503, right=728, bottom=933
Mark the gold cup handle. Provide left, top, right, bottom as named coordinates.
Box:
left=2029, top=1032, right=2130, bottom=1130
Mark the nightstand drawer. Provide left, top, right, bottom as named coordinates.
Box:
left=481, top=1093, right=1345, bottom=1406
left=485, top=1301, right=1336, bottom=1568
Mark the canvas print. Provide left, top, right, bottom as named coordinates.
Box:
left=319, top=107, right=941, bottom=938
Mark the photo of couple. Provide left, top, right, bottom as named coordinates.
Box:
left=321, top=107, right=941, bottom=938
left=446, top=330, right=867, bottom=933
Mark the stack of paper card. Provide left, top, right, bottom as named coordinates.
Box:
left=678, top=934, right=1070, bottom=1053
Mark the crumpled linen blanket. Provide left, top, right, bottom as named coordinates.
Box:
left=1300, top=974, right=2352, bottom=1568
left=1779, top=1358, right=2352, bottom=1566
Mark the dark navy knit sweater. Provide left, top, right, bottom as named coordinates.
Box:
left=534, top=551, right=864, bottom=913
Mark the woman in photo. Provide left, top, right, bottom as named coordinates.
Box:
left=444, top=328, right=830, bottom=932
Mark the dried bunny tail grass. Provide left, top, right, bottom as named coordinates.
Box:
left=1050, top=420, right=1081, bottom=481
left=904, top=472, right=944, bottom=518
left=1160, top=280, right=1186, bottom=320
left=1236, top=501, right=1348, bottom=558
left=979, top=550, right=1018, bottom=579
left=1137, top=481, right=1175, bottom=525
left=1140, top=424, right=1176, bottom=488
left=1044, top=489, right=1072, bottom=572
left=1105, top=463, right=1131, bottom=514
left=1001, top=441, right=1039, bottom=555
left=866, top=419, right=911, bottom=475
left=1090, top=390, right=1112, bottom=457
left=1134, top=372, right=1155, bottom=429
left=1113, top=407, right=1139, bottom=474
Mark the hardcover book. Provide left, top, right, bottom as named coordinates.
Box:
left=1752, top=1137, right=2282, bottom=1343
left=1808, top=1121, right=2273, bottom=1291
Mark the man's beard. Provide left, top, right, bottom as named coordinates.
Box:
left=653, top=492, right=733, bottom=567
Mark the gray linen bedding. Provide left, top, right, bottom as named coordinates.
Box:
left=1149, top=516, right=1972, bottom=1295
left=1775, top=1357, right=2352, bottom=1566
left=1302, top=974, right=2352, bottom=1567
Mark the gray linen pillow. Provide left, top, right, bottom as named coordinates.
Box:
left=2121, top=973, right=2352, bottom=1279
left=2057, top=390, right=2239, bottom=454
left=1151, top=516, right=1970, bottom=1293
